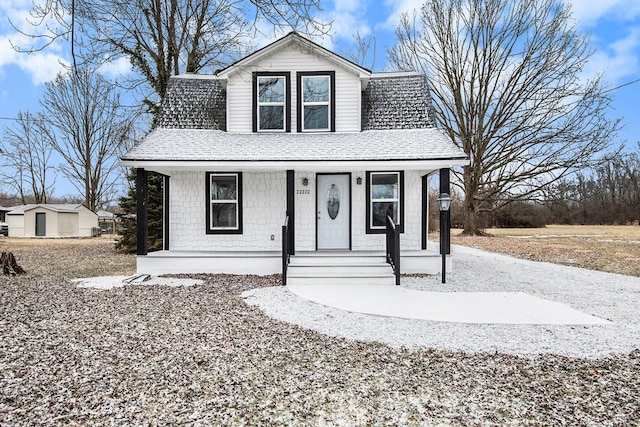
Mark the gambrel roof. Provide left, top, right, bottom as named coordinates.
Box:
left=155, top=72, right=438, bottom=131
left=122, top=32, right=468, bottom=171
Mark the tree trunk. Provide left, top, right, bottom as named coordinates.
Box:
left=461, top=198, right=479, bottom=236
left=1, top=252, right=26, bottom=275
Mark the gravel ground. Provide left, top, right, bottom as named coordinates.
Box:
left=1, top=241, right=640, bottom=425
left=244, top=245, right=640, bottom=358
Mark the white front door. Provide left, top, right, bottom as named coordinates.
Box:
left=317, top=174, right=350, bottom=250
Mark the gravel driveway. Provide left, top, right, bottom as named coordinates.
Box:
left=245, top=244, right=640, bottom=358
left=1, top=241, right=639, bottom=425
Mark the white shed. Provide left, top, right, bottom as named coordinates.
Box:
left=7, top=204, right=98, bottom=238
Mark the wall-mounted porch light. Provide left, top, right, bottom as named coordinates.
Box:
left=356, top=176, right=362, bottom=185
left=302, top=177, right=309, bottom=186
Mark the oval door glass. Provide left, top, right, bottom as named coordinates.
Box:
left=327, top=184, right=340, bottom=220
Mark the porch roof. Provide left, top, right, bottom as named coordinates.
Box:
left=120, top=128, right=468, bottom=171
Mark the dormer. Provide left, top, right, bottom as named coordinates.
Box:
left=216, top=32, right=372, bottom=133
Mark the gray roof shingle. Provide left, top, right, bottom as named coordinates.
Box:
left=362, top=73, right=436, bottom=130
left=121, top=128, right=466, bottom=163
left=156, top=75, right=226, bottom=130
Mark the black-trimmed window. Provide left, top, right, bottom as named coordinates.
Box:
left=253, top=72, right=291, bottom=132
left=206, top=172, right=243, bottom=234
left=297, top=71, right=335, bottom=132
left=366, top=171, right=404, bottom=234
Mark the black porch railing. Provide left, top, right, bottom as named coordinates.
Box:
left=385, top=215, right=401, bottom=286
left=282, top=215, right=291, bottom=285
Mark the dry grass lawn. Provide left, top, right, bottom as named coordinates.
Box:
left=0, top=236, right=135, bottom=278
left=451, top=225, right=640, bottom=277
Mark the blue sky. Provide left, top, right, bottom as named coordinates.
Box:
left=1, top=0, right=639, bottom=198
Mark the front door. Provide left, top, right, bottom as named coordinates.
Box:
left=317, top=174, right=350, bottom=250
left=35, top=212, right=46, bottom=237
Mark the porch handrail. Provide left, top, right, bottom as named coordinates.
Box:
left=282, top=215, right=291, bottom=286
left=385, top=215, right=401, bottom=286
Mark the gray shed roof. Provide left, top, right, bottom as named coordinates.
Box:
left=7, top=204, right=86, bottom=215
left=121, top=128, right=465, bottom=163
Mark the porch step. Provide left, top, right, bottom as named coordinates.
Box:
left=286, top=253, right=396, bottom=286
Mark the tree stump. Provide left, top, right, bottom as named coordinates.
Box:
left=1, top=252, right=26, bottom=276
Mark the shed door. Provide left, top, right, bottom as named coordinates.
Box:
left=35, top=212, right=46, bottom=237
left=317, top=174, right=350, bottom=250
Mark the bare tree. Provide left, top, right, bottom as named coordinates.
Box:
left=342, top=30, right=377, bottom=70
left=388, top=0, right=620, bottom=235
left=0, top=111, right=56, bottom=204
left=40, top=69, right=134, bottom=211
left=13, top=0, right=330, bottom=118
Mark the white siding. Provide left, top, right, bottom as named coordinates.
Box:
left=293, top=170, right=427, bottom=252
left=226, top=44, right=362, bottom=133
left=57, top=212, right=77, bottom=236
left=170, top=171, right=286, bottom=251
left=7, top=214, right=24, bottom=237
left=170, top=169, right=429, bottom=253
left=77, top=206, right=98, bottom=237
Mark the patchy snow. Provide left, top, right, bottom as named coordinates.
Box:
left=72, top=275, right=203, bottom=290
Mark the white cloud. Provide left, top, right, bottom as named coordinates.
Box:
left=380, top=0, right=424, bottom=30
left=0, top=0, right=68, bottom=84
left=99, top=56, right=132, bottom=78
left=567, top=0, right=640, bottom=27
left=20, top=52, right=68, bottom=84
left=584, top=27, right=640, bottom=84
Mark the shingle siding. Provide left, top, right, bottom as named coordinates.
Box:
left=361, top=74, right=436, bottom=130
left=156, top=76, right=226, bottom=130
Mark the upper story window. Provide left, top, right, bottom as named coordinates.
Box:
left=253, top=72, right=291, bottom=132
left=297, top=71, right=335, bottom=132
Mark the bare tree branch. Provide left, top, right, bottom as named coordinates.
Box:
left=12, top=0, right=331, bottom=120
left=388, top=0, right=621, bottom=234
left=39, top=69, right=135, bottom=211
left=0, top=112, right=56, bottom=204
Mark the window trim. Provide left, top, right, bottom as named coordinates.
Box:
left=296, top=71, right=335, bottom=132
left=365, top=171, right=404, bottom=234
left=252, top=72, right=291, bottom=133
left=206, top=172, right=243, bottom=234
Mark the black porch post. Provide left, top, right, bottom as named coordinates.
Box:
left=439, top=168, right=451, bottom=255
left=286, top=170, right=295, bottom=254
left=163, top=174, right=170, bottom=251
left=421, top=174, right=428, bottom=250
left=136, top=168, right=148, bottom=256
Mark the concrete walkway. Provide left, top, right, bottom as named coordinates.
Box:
left=287, top=284, right=611, bottom=325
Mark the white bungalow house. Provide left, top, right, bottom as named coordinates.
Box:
left=120, top=32, right=468, bottom=284
left=6, top=204, right=98, bottom=238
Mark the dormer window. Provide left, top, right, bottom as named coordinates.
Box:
left=297, top=72, right=335, bottom=132
left=253, top=72, right=291, bottom=132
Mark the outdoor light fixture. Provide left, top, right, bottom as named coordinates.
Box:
left=356, top=176, right=362, bottom=185
left=302, top=177, right=309, bottom=186
left=437, top=193, right=452, bottom=284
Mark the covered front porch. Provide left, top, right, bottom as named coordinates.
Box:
left=132, top=166, right=455, bottom=284
left=122, top=129, right=466, bottom=282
